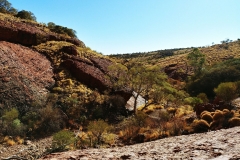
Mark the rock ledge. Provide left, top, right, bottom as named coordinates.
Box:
left=40, top=126, right=240, bottom=160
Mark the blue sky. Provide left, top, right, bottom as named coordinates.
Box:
left=8, top=0, right=240, bottom=55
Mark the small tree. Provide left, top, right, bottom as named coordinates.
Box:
left=187, top=48, right=205, bottom=77
left=108, top=63, right=167, bottom=114
left=47, top=22, right=56, bottom=30
left=15, top=10, right=36, bottom=21
left=47, top=22, right=77, bottom=38
left=0, top=0, right=11, bottom=12
left=0, top=0, right=17, bottom=15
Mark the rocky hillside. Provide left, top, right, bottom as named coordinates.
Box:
left=110, top=40, right=240, bottom=80
left=1, top=9, right=240, bottom=160
left=0, top=13, right=84, bottom=47
left=39, top=126, right=240, bottom=160
left=0, top=12, right=130, bottom=109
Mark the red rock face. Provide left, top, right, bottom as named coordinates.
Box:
left=60, top=45, right=79, bottom=56
left=61, top=56, right=132, bottom=102
left=62, top=57, right=112, bottom=92
left=0, top=19, right=85, bottom=47
left=90, top=56, right=113, bottom=73
left=0, top=41, right=55, bottom=107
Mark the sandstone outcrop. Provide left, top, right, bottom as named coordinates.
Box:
left=61, top=55, right=132, bottom=101
left=0, top=14, right=85, bottom=47
left=62, top=57, right=112, bottom=92
left=0, top=41, right=55, bottom=107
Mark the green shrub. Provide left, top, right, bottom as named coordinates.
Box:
left=87, top=120, right=110, bottom=146
left=15, top=10, right=36, bottom=21
left=184, top=97, right=203, bottom=107
left=187, top=48, right=205, bottom=77
left=52, top=130, right=74, bottom=152
left=2, top=108, right=18, bottom=122
left=214, top=82, right=238, bottom=102
left=186, top=58, right=240, bottom=98
left=1, top=108, right=26, bottom=136
left=47, top=22, right=77, bottom=38
left=102, top=133, right=117, bottom=146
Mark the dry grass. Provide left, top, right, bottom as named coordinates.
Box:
left=139, top=104, right=164, bottom=113
left=34, top=41, right=102, bottom=67
left=201, top=113, right=213, bottom=124
left=118, top=126, right=140, bottom=142
left=0, top=12, right=39, bottom=25
left=175, top=105, right=193, bottom=117
left=6, top=139, right=15, bottom=146
left=212, top=110, right=224, bottom=121
left=34, top=41, right=73, bottom=53
left=200, top=110, right=211, bottom=118
left=33, top=41, right=101, bottom=101
left=228, top=117, right=240, bottom=127
left=15, top=136, right=24, bottom=145
left=109, top=40, right=240, bottom=72
left=191, top=119, right=210, bottom=133
left=2, top=136, right=17, bottom=146
left=0, top=12, right=78, bottom=39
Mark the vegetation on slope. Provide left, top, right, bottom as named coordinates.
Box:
left=1, top=0, right=240, bottom=156
left=0, top=0, right=77, bottom=38
left=187, top=58, right=240, bottom=98
left=110, top=40, right=240, bottom=72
